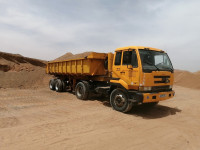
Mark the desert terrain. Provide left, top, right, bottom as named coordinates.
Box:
left=0, top=51, right=200, bottom=150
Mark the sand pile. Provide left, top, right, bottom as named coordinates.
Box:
left=54, top=52, right=92, bottom=61
left=0, top=51, right=46, bottom=72
left=174, top=70, right=200, bottom=89
left=0, top=51, right=51, bottom=89
left=194, top=71, right=200, bottom=75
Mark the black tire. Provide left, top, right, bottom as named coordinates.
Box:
left=110, top=89, right=133, bottom=113
left=49, top=79, right=56, bottom=90
left=143, top=102, right=159, bottom=107
left=75, top=81, right=89, bottom=100
left=55, top=79, right=63, bottom=92
left=62, top=80, right=66, bottom=92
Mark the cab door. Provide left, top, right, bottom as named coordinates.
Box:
left=112, top=50, right=140, bottom=89
left=120, top=50, right=139, bottom=87
left=112, top=51, right=122, bottom=79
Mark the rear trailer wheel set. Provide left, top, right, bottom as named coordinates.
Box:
left=49, top=79, right=56, bottom=90
left=49, top=79, right=66, bottom=92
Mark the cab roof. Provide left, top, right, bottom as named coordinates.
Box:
left=115, top=46, right=163, bottom=52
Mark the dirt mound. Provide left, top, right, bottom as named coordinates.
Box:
left=0, top=51, right=46, bottom=72
left=0, top=51, right=51, bottom=89
left=174, top=69, right=200, bottom=89
left=194, top=71, right=200, bottom=75
left=54, top=52, right=92, bottom=61
left=0, top=68, right=51, bottom=89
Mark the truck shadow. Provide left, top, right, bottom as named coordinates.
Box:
left=87, top=95, right=182, bottom=119
left=128, top=104, right=182, bottom=119
left=98, top=98, right=182, bottom=119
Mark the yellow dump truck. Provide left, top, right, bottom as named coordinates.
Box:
left=46, top=46, right=175, bottom=112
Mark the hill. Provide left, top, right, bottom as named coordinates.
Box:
left=0, top=51, right=51, bottom=89
left=174, top=69, right=200, bottom=89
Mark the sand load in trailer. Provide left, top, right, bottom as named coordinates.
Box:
left=46, top=52, right=108, bottom=76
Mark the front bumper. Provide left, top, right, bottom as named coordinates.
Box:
left=129, top=90, right=175, bottom=103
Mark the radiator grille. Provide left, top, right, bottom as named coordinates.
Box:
left=152, top=86, right=171, bottom=92
left=154, top=76, right=170, bottom=83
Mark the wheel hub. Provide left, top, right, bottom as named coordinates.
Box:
left=77, top=86, right=83, bottom=97
left=114, top=94, right=125, bottom=107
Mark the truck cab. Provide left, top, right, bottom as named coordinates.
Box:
left=109, top=46, right=175, bottom=112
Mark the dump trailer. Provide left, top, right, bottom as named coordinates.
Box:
left=46, top=46, right=175, bottom=112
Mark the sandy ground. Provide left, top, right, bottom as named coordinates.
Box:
left=0, top=86, right=200, bottom=150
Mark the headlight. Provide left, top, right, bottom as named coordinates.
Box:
left=169, top=85, right=173, bottom=89
left=139, top=86, right=152, bottom=91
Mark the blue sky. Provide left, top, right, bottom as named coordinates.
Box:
left=0, top=0, right=199, bottom=71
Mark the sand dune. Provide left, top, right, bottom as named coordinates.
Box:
left=174, top=69, right=200, bottom=89
left=0, top=51, right=46, bottom=72
left=0, top=51, right=51, bottom=89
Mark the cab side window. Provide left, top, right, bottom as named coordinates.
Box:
left=132, top=50, right=138, bottom=68
left=122, top=50, right=138, bottom=68
left=123, top=51, right=132, bottom=65
left=114, top=51, right=122, bottom=65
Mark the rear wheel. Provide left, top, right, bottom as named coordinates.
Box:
left=75, top=81, right=89, bottom=100
left=55, top=79, right=63, bottom=92
left=49, top=79, right=56, bottom=90
left=110, top=89, right=133, bottom=113
left=61, top=80, right=66, bottom=92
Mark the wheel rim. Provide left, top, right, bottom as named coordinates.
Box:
left=114, top=94, right=126, bottom=107
left=55, top=84, right=58, bottom=91
left=50, top=83, right=53, bottom=89
left=77, top=86, right=83, bottom=97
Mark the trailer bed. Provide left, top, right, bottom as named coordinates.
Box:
left=46, top=52, right=108, bottom=76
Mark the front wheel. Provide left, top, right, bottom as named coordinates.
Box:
left=110, top=89, right=133, bottom=113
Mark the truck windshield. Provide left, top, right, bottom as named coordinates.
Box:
left=139, top=49, right=173, bottom=72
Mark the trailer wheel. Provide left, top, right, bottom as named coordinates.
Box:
left=55, top=79, right=63, bottom=92
left=62, top=80, right=66, bottom=92
left=49, top=79, right=56, bottom=90
left=75, top=81, right=89, bottom=100
left=110, top=89, right=133, bottom=113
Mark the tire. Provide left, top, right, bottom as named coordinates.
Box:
left=75, top=81, right=89, bottom=100
left=143, top=102, right=159, bottom=107
left=49, top=79, right=56, bottom=90
left=110, top=89, right=133, bottom=113
left=62, top=80, right=66, bottom=92
left=55, top=79, right=63, bottom=92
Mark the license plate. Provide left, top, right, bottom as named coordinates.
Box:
left=160, top=94, right=166, bottom=98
